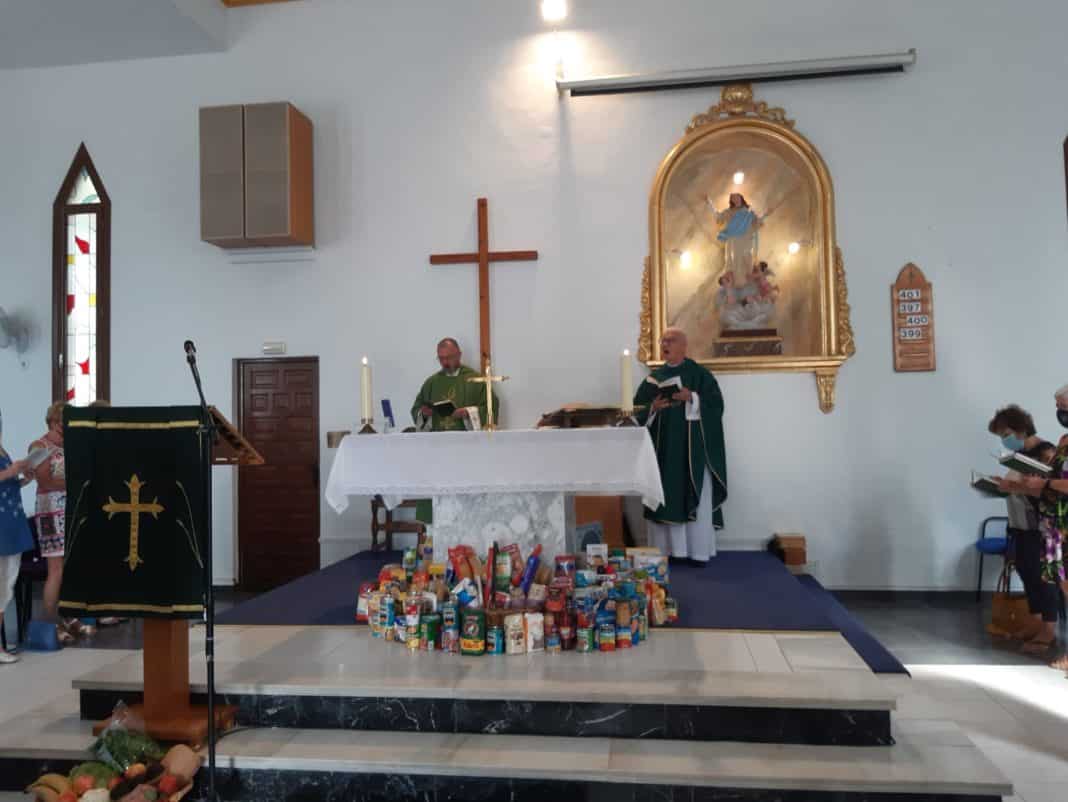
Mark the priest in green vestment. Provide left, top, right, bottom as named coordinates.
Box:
left=410, top=338, right=498, bottom=432
left=633, top=327, right=727, bottom=562
left=409, top=338, right=500, bottom=523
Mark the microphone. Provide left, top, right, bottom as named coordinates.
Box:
left=184, top=340, right=196, bottom=356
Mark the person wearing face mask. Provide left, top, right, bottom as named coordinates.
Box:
left=1009, top=385, right=1068, bottom=672
left=989, top=405, right=1059, bottom=652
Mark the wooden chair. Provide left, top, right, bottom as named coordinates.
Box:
left=370, top=496, right=426, bottom=552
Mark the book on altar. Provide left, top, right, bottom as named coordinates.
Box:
left=645, top=375, right=683, bottom=401
left=997, top=451, right=1051, bottom=477
left=26, top=446, right=53, bottom=470
left=971, top=471, right=1008, bottom=498
left=431, top=399, right=458, bottom=417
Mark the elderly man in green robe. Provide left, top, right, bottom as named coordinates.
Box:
left=411, top=338, right=498, bottom=432
left=633, top=327, right=727, bottom=563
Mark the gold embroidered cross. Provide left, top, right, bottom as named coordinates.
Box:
left=103, top=474, right=164, bottom=571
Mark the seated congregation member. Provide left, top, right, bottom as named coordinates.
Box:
left=0, top=408, right=36, bottom=664
left=1008, top=385, right=1068, bottom=671
left=989, top=405, right=1059, bottom=653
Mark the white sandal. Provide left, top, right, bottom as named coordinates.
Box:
left=0, top=651, right=19, bottom=664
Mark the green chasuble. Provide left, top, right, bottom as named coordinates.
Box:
left=633, top=358, right=727, bottom=528
left=410, top=364, right=499, bottom=432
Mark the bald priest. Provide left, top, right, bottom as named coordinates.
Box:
left=633, top=327, right=727, bottom=563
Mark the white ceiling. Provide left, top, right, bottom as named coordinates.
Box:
left=0, top=0, right=228, bottom=70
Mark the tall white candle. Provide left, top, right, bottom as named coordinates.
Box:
left=361, top=356, right=372, bottom=422
left=621, top=349, right=633, bottom=414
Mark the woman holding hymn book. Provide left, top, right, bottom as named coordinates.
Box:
left=986, top=405, right=1059, bottom=654
left=998, top=386, right=1068, bottom=673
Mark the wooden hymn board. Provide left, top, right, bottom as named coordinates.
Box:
left=891, top=263, right=935, bottom=372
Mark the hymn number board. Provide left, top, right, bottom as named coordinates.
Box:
left=891, top=263, right=935, bottom=372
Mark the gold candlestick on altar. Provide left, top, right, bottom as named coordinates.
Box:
left=467, top=361, right=509, bottom=431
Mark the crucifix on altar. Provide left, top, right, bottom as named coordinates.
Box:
left=430, top=197, right=539, bottom=372
left=467, top=362, right=509, bottom=431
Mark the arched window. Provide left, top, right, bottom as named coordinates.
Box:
left=53, top=144, right=110, bottom=404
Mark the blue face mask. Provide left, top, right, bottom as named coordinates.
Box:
left=1001, top=433, right=1025, bottom=452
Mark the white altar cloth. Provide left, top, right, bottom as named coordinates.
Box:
left=324, top=427, right=664, bottom=513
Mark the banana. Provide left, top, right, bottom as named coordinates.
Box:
left=30, top=773, right=72, bottom=794
left=26, top=784, right=60, bottom=802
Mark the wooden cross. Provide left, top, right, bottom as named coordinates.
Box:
left=467, top=362, right=509, bottom=431
left=429, top=197, right=538, bottom=372
left=102, top=474, right=164, bottom=571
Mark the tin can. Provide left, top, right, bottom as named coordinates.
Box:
left=394, top=621, right=407, bottom=644
left=442, top=601, right=459, bottom=630
left=421, top=613, right=442, bottom=651
left=576, top=627, right=594, bottom=653
left=443, top=627, right=460, bottom=654
left=598, top=622, right=617, bottom=652
left=546, top=631, right=562, bottom=653
left=405, top=597, right=421, bottom=630
left=461, top=609, right=486, bottom=655
left=487, top=626, right=505, bottom=654
left=381, top=595, right=396, bottom=629
left=665, top=597, right=679, bottom=624
left=639, top=613, right=648, bottom=641
left=616, top=626, right=633, bottom=649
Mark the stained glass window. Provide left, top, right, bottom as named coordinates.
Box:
left=54, top=145, right=109, bottom=405
left=66, top=214, right=97, bottom=403
left=67, top=167, right=100, bottom=205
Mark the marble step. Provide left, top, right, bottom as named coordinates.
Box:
left=74, top=628, right=897, bottom=745
left=191, top=728, right=1009, bottom=802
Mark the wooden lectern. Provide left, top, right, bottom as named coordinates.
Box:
left=93, top=407, right=264, bottom=744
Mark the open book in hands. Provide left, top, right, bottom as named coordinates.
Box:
left=26, top=446, right=53, bottom=471
left=971, top=471, right=1008, bottom=499
left=645, top=375, right=683, bottom=402
left=431, top=399, right=457, bottom=417
left=997, top=451, right=1051, bottom=477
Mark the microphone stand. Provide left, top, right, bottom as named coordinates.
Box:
left=184, top=346, right=218, bottom=802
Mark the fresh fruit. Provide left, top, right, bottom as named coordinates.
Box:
left=156, top=774, right=179, bottom=796
left=80, top=791, right=112, bottom=802
left=74, top=774, right=97, bottom=795
left=144, top=762, right=165, bottom=783
left=31, top=774, right=73, bottom=795
left=27, top=786, right=60, bottom=802
left=108, top=777, right=122, bottom=791
left=125, top=763, right=146, bottom=780
left=109, top=777, right=139, bottom=800
left=160, top=744, right=199, bottom=781
left=70, top=761, right=119, bottom=789
left=57, top=791, right=77, bottom=802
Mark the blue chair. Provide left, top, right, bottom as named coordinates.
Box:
left=975, top=516, right=1011, bottom=601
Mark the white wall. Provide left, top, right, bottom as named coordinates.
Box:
left=1, top=0, right=1066, bottom=589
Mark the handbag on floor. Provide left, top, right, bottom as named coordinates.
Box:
left=987, top=561, right=1030, bottom=638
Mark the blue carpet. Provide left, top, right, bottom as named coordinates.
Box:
left=216, top=550, right=907, bottom=673
left=797, top=575, right=909, bottom=675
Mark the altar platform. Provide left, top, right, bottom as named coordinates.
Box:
left=0, top=553, right=1011, bottom=801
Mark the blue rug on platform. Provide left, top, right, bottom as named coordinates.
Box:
left=216, top=549, right=907, bottom=674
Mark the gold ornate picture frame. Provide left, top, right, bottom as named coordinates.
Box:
left=640, top=84, right=854, bottom=412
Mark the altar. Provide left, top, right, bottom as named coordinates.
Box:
left=324, top=427, right=663, bottom=560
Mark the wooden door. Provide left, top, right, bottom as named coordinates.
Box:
left=236, top=357, right=320, bottom=592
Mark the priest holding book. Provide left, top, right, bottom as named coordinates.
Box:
left=411, top=338, right=498, bottom=432
left=634, top=327, right=727, bottom=563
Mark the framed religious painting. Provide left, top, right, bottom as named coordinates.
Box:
left=639, top=84, right=855, bottom=412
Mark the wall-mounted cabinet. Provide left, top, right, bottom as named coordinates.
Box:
left=199, top=102, right=314, bottom=249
